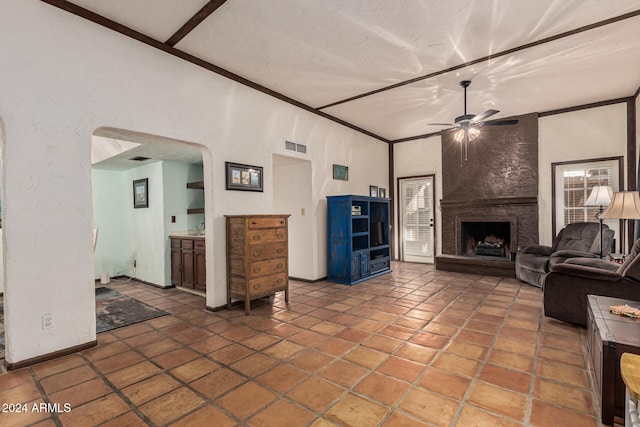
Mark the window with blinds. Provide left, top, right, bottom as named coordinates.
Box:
left=554, top=159, right=620, bottom=230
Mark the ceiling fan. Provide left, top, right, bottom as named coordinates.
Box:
left=430, top=80, right=518, bottom=164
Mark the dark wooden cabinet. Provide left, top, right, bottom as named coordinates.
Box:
left=587, top=295, right=640, bottom=425
left=170, top=236, right=205, bottom=291
left=226, top=214, right=290, bottom=315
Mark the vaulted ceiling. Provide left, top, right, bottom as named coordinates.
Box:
left=44, top=0, right=640, bottom=143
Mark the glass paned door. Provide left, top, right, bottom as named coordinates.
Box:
left=399, top=176, right=435, bottom=263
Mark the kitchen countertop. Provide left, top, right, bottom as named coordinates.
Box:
left=169, top=233, right=205, bottom=239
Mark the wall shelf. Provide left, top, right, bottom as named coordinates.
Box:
left=187, top=181, right=205, bottom=215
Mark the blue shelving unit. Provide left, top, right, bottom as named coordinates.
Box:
left=327, top=195, right=391, bottom=285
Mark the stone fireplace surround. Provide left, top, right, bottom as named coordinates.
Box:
left=435, top=113, right=539, bottom=276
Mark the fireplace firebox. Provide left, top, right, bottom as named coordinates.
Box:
left=461, top=221, right=511, bottom=258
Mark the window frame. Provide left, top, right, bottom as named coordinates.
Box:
left=551, top=156, right=624, bottom=239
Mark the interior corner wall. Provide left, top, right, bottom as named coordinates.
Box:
left=92, top=169, right=131, bottom=279
left=0, top=1, right=387, bottom=363
left=392, top=136, right=443, bottom=259
left=538, top=103, right=628, bottom=245
left=124, top=162, right=166, bottom=286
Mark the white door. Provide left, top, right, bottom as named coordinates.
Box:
left=400, top=176, right=435, bottom=263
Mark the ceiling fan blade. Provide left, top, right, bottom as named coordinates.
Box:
left=470, top=109, right=499, bottom=123
left=485, top=119, right=519, bottom=126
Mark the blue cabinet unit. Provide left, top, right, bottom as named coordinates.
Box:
left=327, top=195, right=391, bottom=285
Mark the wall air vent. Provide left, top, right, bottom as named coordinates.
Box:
left=285, top=141, right=296, bottom=151
left=129, top=156, right=151, bottom=161
left=285, top=140, right=308, bottom=154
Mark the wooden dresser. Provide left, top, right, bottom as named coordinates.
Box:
left=225, top=214, right=290, bottom=315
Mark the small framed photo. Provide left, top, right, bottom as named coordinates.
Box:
left=226, top=162, right=263, bottom=192
left=333, top=164, right=349, bottom=181
left=133, top=178, right=149, bottom=208
left=379, top=188, right=386, bottom=198
left=369, top=185, right=378, bottom=197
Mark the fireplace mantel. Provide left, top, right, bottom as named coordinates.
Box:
left=440, top=196, right=537, bottom=209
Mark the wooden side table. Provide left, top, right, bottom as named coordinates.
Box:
left=587, top=295, right=640, bottom=425
left=621, top=353, right=640, bottom=427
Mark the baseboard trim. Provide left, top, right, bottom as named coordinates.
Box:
left=206, top=304, right=227, bottom=312
left=5, top=340, right=98, bottom=371
left=289, top=276, right=327, bottom=283
left=106, top=276, right=174, bottom=289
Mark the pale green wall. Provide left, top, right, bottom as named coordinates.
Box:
left=92, top=161, right=204, bottom=285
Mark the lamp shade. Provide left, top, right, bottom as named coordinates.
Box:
left=585, top=186, right=613, bottom=207
left=600, top=191, right=640, bottom=219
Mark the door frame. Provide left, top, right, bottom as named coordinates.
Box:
left=396, top=174, right=437, bottom=263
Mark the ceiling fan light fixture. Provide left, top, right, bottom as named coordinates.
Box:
left=468, top=126, right=480, bottom=141
left=453, top=128, right=465, bottom=142
left=453, top=126, right=480, bottom=143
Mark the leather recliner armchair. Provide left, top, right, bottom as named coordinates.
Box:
left=543, top=238, right=640, bottom=326
left=515, top=222, right=614, bottom=288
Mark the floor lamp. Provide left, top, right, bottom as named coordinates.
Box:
left=585, top=186, right=613, bottom=258
left=600, top=191, right=640, bottom=258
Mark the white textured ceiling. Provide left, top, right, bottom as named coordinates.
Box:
left=64, top=0, right=640, bottom=147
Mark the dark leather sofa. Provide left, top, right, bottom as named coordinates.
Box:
left=515, top=222, right=614, bottom=288
left=542, top=238, right=640, bottom=326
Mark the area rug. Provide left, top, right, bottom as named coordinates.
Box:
left=95, top=287, right=168, bottom=333
left=0, top=288, right=167, bottom=357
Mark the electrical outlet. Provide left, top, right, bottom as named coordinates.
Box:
left=42, top=313, right=54, bottom=330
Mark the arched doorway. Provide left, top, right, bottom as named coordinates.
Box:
left=91, top=127, right=211, bottom=294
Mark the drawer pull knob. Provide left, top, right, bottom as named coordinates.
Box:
left=277, top=248, right=283, bottom=254
left=279, top=220, right=284, bottom=224
left=254, top=267, right=261, bottom=273
left=251, top=221, right=257, bottom=225
left=253, top=251, right=260, bottom=257
left=253, top=283, right=261, bottom=289
left=276, top=278, right=283, bottom=284
left=276, top=233, right=284, bottom=238
left=252, top=235, right=261, bottom=240
left=277, top=263, right=284, bottom=269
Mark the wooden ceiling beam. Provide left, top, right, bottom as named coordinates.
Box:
left=165, top=0, right=228, bottom=47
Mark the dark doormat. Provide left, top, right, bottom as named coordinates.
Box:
left=96, top=287, right=168, bottom=333
left=0, top=287, right=168, bottom=357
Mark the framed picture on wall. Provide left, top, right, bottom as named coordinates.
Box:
left=370, top=185, right=378, bottom=197
left=225, top=162, right=263, bottom=192
left=333, top=164, right=349, bottom=181
left=379, top=188, right=386, bottom=198
left=133, top=178, right=149, bottom=208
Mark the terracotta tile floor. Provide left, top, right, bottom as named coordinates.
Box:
left=0, top=262, right=612, bottom=426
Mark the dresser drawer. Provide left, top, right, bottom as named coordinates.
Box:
left=182, top=239, right=194, bottom=249
left=248, top=228, right=287, bottom=244
left=248, top=273, right=288, bottom=297
left=248, top=242, right=287, bottom=260
left=249, top=258, right=287, bottom=278
left=248, top=217, right=287, bottom=229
